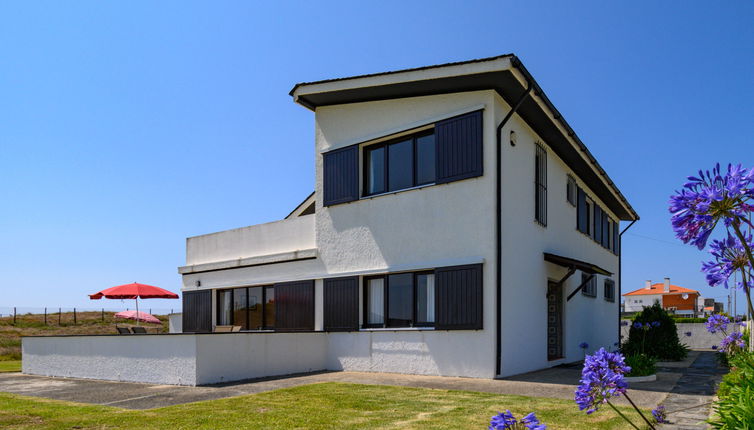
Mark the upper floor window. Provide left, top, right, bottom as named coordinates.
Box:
left=566, top=175, right=577, bottom=206
left=364, top=131, right=436, bottom=196
left=535, top=142, right=547, bottom=226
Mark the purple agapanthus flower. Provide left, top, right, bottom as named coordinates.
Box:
left=685, top=331, right=693, bottom=337
left=489, top=410, right=516, bottom=429
left=489, top=410, right=547, bottom=430
left=669, top=164, right=754, bottom=250
left=706, top=314, right=730, bottom=334
left=651, top=321, right=661, bottom=328
left=712, top=345, right=718, bottom=350
left=579, top=342, right=589, bottom=349
left=652, top=405, right=668, bottom=424
left=574, top=348, right=631, bottom=414
left=702, top=233, right=754, bottom=289
left=720, top=331, right=746, bottom=353
left=633, top=322, right=643, bottom=329
left=620, top=321, right=629, bottom=326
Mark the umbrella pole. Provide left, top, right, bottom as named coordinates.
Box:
left=135, top=297, right=140, bottom=327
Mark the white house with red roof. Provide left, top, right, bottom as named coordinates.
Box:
left=622, top=277, right=700, bottom=315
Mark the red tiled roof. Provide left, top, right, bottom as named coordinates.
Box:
left=623, top=283, right=699, bottom=296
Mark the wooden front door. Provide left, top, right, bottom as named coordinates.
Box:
left=547, top=281, right=564, bottom=360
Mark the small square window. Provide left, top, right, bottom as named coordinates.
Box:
left=581, top=273, right=597, bottom=297
left=604, top=279, right=615, bottom=302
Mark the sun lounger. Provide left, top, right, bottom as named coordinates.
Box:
left=116, top=326, right=132, bottom=334
left=131, top=326, right=148, bottom=334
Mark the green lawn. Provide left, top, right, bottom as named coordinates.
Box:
left=0, top=382, right=650, bottom=429
left=0, top=361, right=20, bottom=373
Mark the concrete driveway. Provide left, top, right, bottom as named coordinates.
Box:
left=0, top=364, right=677, bottom=410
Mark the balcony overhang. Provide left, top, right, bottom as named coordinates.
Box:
left=178, top=248, right=318, bottom=275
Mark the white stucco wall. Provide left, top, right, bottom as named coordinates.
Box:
left=169, top=313, right=183, bottom=333
left=328, top=330, right=494, bottom=378
left=23, top=335, right=197, bottom=385
left=185, top=215, right=315, bottom=266
left=23, top=333, right=329, bottom=386
left=496, top=92, right=622, bottom=376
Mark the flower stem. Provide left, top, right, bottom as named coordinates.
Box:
left=623, top=392, right=656, bottom=430
left=606, top=400, right=641, bottom=430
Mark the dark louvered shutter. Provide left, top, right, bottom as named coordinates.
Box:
left=182, top=290, right=212, bottom=333
left=593, top=206, right=602, bottom=243
left=577, top=187, right=588, bottom=233
left=323, top=146, right=359, bottom=206
left=602, top=216, right=610, bottom=248
left=435, top=264, right=483, bottom=330
left=323, top=277, right=359, bottom=331
left=613, top=225, right=620, bottom=255
left=274, top=280, right=315, bottom=331
left=435, top=110, right=483, bottom=184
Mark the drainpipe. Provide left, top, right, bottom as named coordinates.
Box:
left=618, top=219, right=637, bottom=345
left=495, top=79, right=533, bottom=377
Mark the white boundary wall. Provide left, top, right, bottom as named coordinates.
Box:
left=23, top=333, right=328, bottom=386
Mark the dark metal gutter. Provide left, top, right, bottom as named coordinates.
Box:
left=618, top=219, right=637, bottom=344
left=495, top=80, right=532, bottom=377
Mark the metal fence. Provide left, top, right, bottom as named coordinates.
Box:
left=0, top=306, right=180, bottom=325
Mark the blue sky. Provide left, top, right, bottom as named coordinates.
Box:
left=1, top=1, right=753, bottom=314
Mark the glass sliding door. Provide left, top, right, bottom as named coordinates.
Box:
left=232, top=288, right=248, bottom=330
left=387, top=273, right=413, bottom=327
left=217, top=290, right=232, bottom=326
left=416, top=273, right=435, bottom=325
left=366, top=278, right=385, bottom=326
left=264, top=286, right=275, bottom=329
left=248, top=286, right=263, bottom=330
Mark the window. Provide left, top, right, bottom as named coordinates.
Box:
left=216, top=286, right=275, bottom=330
left=566, top=175, right=577, bottom=206
left=604, top=279, right=615, bottom=302
left=364, top=271, right=436, bottom=328
left=364, top=130, right=436, bottom=196
left=581, top=273, right=597, bottom=297
left=535, top=142, right=547, bottom=226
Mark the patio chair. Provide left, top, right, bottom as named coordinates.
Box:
left=131, top=326, right=148, bottom=334
left=231, top=325, right=242, bottom=332
left=214, top=325, right=233, bottom=332
left=116, top=326, right=132, bottom=334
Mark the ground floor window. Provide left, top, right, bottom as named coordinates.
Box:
left=364, top=271, right=435, bottom=328
left=216, top=285, right=275, bottom=330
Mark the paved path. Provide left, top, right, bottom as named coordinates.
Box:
left=657, top=351, right=727, bottom=430
left=0, top=365, right=675, bottom=410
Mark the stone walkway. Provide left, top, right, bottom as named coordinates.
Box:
left=657, top=351, right=727, bottom=429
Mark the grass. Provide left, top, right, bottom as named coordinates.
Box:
left=0, top=361, right=20, bottom=373
left=0, top=312, right=168, bottom=361
left=0, top=382, right=651, bottom=429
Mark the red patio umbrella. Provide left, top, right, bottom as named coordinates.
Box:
left=90, top=282, right=178, bottom=326
left=115, top=310, right=162, bottom=325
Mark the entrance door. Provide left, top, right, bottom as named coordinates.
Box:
left=547, top=281, right=563, bottom=361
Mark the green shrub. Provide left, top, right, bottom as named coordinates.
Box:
left=711, top=352, right=754, bottom=428
left=625, top=353, right=656, bottom=377
left=621, top=302, right=688, bottom=361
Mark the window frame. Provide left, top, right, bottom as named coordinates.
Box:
left=362, top=270, right=436, bottom=329
left=581, top=273, right=597, bottom=298
left=362, top=129, right=436, bottom=197
left=216, top=285, right=275, bottom=330
left=534, top=142, right=547, bottom=226
left=604, top=279, right=615, bottom=302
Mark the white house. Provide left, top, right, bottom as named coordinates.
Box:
left=176, top=54, right=638, bottom=379
left=23, top=54, right=638, bottom=385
